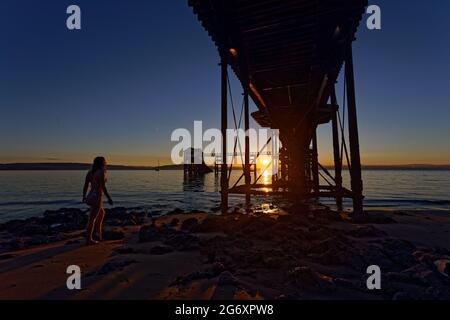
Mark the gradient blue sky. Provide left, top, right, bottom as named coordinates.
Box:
left=1, top=0, right=449, bottom=165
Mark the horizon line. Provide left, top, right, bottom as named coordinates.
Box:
left=1, top=162, right=450, bottom=169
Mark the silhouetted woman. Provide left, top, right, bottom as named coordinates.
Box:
left=82, top=156, right=113, bottom=245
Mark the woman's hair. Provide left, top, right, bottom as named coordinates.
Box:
left=91, top=156, right=106, bottom=174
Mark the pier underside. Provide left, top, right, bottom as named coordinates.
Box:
left=189, top=0, right=368, bottom=215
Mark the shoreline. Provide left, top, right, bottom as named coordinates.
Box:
left=0, top=205, right=449, bottom=300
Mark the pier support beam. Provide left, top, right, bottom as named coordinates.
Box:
left=345, top=43, right=364, bottom=216
left=311, top=130, right=320, bottom=195
left=220, top=50, right=228, bottom=214
left=243, top=77, right=251, bottom=205
left=331, top=85, right=343, bottom=210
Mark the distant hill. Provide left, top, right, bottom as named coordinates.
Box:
left=0, top=163, right=449, bottom=171
left=0, top=163, right=182, bottom=171
left=327, top=164, right=450, bottom=171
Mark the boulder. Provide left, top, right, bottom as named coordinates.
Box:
left=26, top=235, right=49, bottom=246
left=170, top=218, right=180, bottom=227
left=114, top=246, right=138, bottom=255
left=96, top=259, right=138, bottom=275
left=14, top=223, right=49, bottom=237
left=164, top=232, right=199, bottom=251
left=217, top=271, right=238, bottom=286
left=1, top=219, right=27, bottom=233
left=347, top=225, right=388, bottom=238
left=149, top=245, right=174, bottom=255
left=434, top=259, right=450, bottom=277
left=103, top=229, right=125, bottom=240
left=288, top=266, right=336, bottom=294
left=138, top=225, right=161, bottom=243
left=181, top=218, right=199, bottom=231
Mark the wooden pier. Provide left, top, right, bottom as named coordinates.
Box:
left=189, top=0, right=368, bottom=217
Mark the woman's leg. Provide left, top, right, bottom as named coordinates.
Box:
left=86, top=205, right=100, bottom=244
left=94, top=207, right=105, bottom=241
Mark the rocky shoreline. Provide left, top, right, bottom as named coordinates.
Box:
left=0, top=204, right=449, bottom=299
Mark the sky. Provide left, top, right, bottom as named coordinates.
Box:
left=1, top=0, right=449, bottom=166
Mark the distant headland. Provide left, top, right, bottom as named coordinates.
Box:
left=0, top=163, right=182, bottom=171
left=0, top=163, right=450, bottom=171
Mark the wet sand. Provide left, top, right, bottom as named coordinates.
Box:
left=0, top=205, right=449, bottom=300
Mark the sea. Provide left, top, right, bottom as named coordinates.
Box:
left=0, top=170, right=449, bottom=222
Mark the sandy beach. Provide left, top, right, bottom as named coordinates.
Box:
left=0, top=205, right=449, bottom=300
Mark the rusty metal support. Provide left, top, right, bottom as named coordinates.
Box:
left=243, top=77, right=251, bottom=205
left=220, top=50, right=228, bottom=214
left=345, top=43, right=364, bottom=215
left=331, top=85, right=343, bottom=210
left=311, top=130, right=320, bottom=194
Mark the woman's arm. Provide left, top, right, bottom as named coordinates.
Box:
left=82, top=172, right=90, bottom=202
left=101, top=172, right=113, bottom=206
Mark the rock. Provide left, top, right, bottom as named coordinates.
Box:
left=65, top=239, right=81, bottom=245
left=104, top=207, right=146, bottom=226
left=26, top=235, right=49, bottom=246
left=138, top=225, right=161, bottom=243
left=96, top=259, right=138, bottom=275
left=217, top=271, right=238, bottom=286
left=210, top=206, right=221, bottom=213
left=359, top=244, right=395, bottom=271
left=392, top=291, right=412, bottom=300
left=171, top=271, right=214, bottom=286
left=114, top=246, right=138, bottom=255
left=209, top=262, right=227, bottom=275
left=181, top=218, right=199, bottom=231
left=105, top=207, right=127, bottom=219
left=288, top=266, right=336, bottom=293
left=381, top=239, right=416, bottom=268
left=308, top=236, right=359, bottom=267
left=1, top=219, right=26, bottom=233
left=164, top=233, right=199, bottom=251
left=434, top=259, right=450, bottom=277
left=400, top=264, right=450, bottom=289
left=14, top=223, right=49, bottom=237
left=123, top=212, right=145, bottom=226
left=170, top=218, right=180, bottom=227
left=334, top=278, right=359, bottom=290
left=149, top=245, right=173, bottom=255
left=43, top=208, right=87, bottom=227
left=354, top=212, right=397, bottom=224
left=0, top=253, right=14, bottom=260
left=188, top=209, right=206, bottom=214
left=424, top=287, right=441, bottom=299
left=347, top=225, right=388, bottom=238
left=262, top=256, right=284, bottom=269
left=49, top=234, right=68, bottom=242
left=193, top=216, right=223, bottom=233
left=103, top=229, right=125, bottom=240
left=147, top=211, right=159, bottom=218
left=275, top=293, right=302, bottom=300
left=385, top=271, right=424, bottom=287
left=7, top=238, right=26, bottom=251
left=231, top=207, right=241, bottom=215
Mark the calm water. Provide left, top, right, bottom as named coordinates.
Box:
left=0, top=170, right=449, bottom=222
